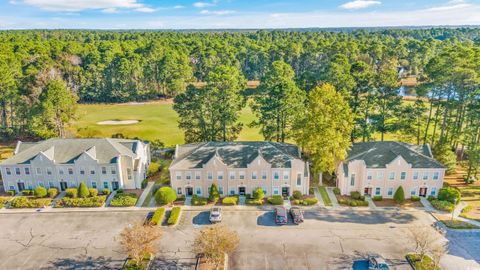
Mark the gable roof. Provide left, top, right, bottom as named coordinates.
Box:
left=170, top=141, right=302, bottom=169
left=1, top=138, right=142, bottom=165
left=345, top=141, right=445, bottom=169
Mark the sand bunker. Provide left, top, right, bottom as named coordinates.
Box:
left=97, top=120, right=140, bottom=125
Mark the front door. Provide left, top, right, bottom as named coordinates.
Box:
left=60, top=181, right=67, bottom=191
left=112, top=181, right=119, bottom=191
left=419, top=187, right=428, bottom=197
left=238, top=187, right=246, bottom=196
left=364, top=187, right=372, bottom=196
left=17, top=182, right=25, bottom=191
left=282, top=187, right=289, bottom=198
left=186, top=187, right=193, bottom=196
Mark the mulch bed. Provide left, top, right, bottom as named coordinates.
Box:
left=373, top=199, right=423, bottom=208
left=123, top=189, right=143, bottom=198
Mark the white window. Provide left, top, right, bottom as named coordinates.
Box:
left=350, top=174, right=356, bottom=186
left=101, top=167, right=107, bottom=174
left=103, top=182, right=109, bottom=189
left=48, top=182, right=55, bottom=188
left=430, top=187, right=437, bottom=196
left=91, top=181, right=97, bottom=189
left=367, top=171, right=373, bottom=180
left=24, top=168, right=30, bottom=175
left=5, top=168, right=11, bottom=175
left=273, top=171, right=279, bottom=180
left=433, top=172, right=439, bottom=180
left=273, top=187, right=279, bottom=195
left=127, top=168, right=132, bottom=180
left=377, top=171, right=384, bottom=180
left=15, top=168, right=21, bottom=175
left=36, top=168, right=42, bottom=175
left=196, top=187, right=202, bottom=195
left=185, top=171, right=192, bottom=180
left=261, top=170, right=267, bottom=180
left=90, top=168, right=95, bottom=175
left=176, top=172, right=182, bottom=180
left=229, top=188, right=235, bottom=195
left=263, top=186, right=268, bottom=195
left=229, top=171, right=235, bottom=180
left=207, top=171, right=213, bottom=180
left=400, top=172, right=406, bottom=180
left=79, top=168, right=85, bottom=175
left=413, top=171, right=419, bottom=180
left=375, top=187, right=381, bottom=196
left=283, top=171, right=289, bottom=180
left=411, top=188, right=416, bottom=196
left=387, top=187, right=393, bottom=196
left=111, top=167, right=116, bottom=174
left=46, top=168, right=52, bottom=175
left=219, top=186, right=224, bottom=195
left=251, top=171, right=257, bottom=180
left=239, top=171, right=245, bottom=180
left=423, top=172, right=429, bottom=180
left=38, top=182, right=44, bottom=187
left=195, top=171, right=201, bottom=180
left=177, top=187, right=182, bottom=195
left=58, top=168, right=64, bottom=175
left=389, top=172, right=395, bottom=180
left=217, top=171, right=223, bottom=180
left=296, top=173, right=302, bottom=186
left=68, top=168, right=74, bottom=175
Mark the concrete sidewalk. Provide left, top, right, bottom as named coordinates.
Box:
left=313, top=187, right=326, bottom=207
left=136, top=182, right=154, bottom=207
left=325, top=187, right=339, bottom=208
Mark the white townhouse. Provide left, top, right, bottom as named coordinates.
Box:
left=336, top=141, right=446, bottom=199
left=0, top=138, right=150, bottom=193
left=169, top=142, right=310, bottom=198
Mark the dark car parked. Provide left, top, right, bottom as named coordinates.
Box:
left=275, top=207, right=288, bottom=225
left=289, top=207, right=304, bottom=224
left=144, top=211, right=154, bottom=225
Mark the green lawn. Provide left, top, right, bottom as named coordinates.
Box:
left=318, top=186, right=333, bottom=206
left=72, top=102, right=262, bottom=146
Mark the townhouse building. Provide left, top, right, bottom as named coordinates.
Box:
left=169, top=142, right=310, bottom=198
left=0, top=138, right=150, bottom=193
left=336, top=141, right=446, bottom=199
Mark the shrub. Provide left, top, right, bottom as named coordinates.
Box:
left=22, top=189, right=33, bottom=196
left=267, top=195, right=284, bottom=205
left=35, top=186, right=47, bottom=198
left=10, top=197, right=52, bottom=208
left=47, top=188, right=58, bottom=198
left=349, top=201, right=358, bottom=207
left=253, top=187, right=265, bottom=200
left=65, top=188, right=78, bottom=198
left=141, top=178, right=148, bottom=189
left=167, top=206, right=181, bottom=225
left=359, top=195, right=365, bottom=201
left=191, top=195, right=208, bottom=206
left=430, top=199, right=454, bottom=212
left=208, top=183, right=220, bottom=203
left=309, top=187, right=314, bottom=195
left=350, top=191, right=361, bottom=200
left=88, top=188, right=98, bottom=197
left=155, top=186, right=177, bottom=205
left=303, top=197, right=318, bottom=205
left=462, top=205, right=473, bottom=213
left=110, top=193, right=138, bottom=207
left=57, top=196, right=106, bottom=207
left=394, top=186, right=405, bottom=204
left=147, top=162, right=161, bottom=177
left=292, top=190, right=303, bottom=200
left=102, top=189, right=111, bottom=195
left=333, top=187, right=341, bottom=195
left=372, top=196, right=383, bottom=201
left=411, top=195, right=421, bottom=202
left=246, top=198, right=263, bottom=205
left=117, top=189, right=124, bottom=194
left=150, top=208, right=165, bottom=225
left=427, top=195, right=435, bottom=201
left=176, top=195, right=186, bottom=202
left=222, top=196, right=238, bottom=205
left=8, top=190, right=15, bottom=196
left=78, top=182, right=89, bottom=198
left=357, top=200, right=369, bottom=206
left=438, top=187, right=461, bottom=204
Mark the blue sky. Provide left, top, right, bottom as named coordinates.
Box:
left=1, top=0, right=479, bottom=29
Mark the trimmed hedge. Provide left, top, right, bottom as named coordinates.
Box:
left=147, top=162, right=161, bottom=177
left=337, top=197, right=369, bottom=207
left=22, top=189, right=34, bottom=196
left=150, top=208, right=165, bottom=225
left=155, top=186, right=177, bottom=205
left=406, top=253, right=440, bottom=270
left=7, top=190, right=15, bottom=196
left=411, top=195, right=421, bottom=202
left=10, top=197, right=52, bottom=208
left=350, top=191, right=361, bottom=200
left=47, top=188, right=58, bottom=198
left=246, top=198, right=263, bottom=205
left=430, top=199, right=454, bottom=212
left=191, top=195, right=208, bottom=206
left=110, top=193, right=138, bottom=207
left=57, top=196, right=106, bottom=207
left=141, top=178, right=148, bottom=189
left=333, top=187, right=341, bottom=195
left=222, top=196, right=238, bottom=205
left=65, top=188, right=78, bottom=198
left=394, top=186, right=405, bottom=204
left=292, top=190, right=303, bottom=200
left=0, top=197, right=11, bottom=208
left=267, top=195, right=284, bottom=205
left=35, top=186, right=47, bottom=198
left=167, top=206, right=181, bottom=225
left=253, top=187, right=265, bottom=200
left=372, top=196, right=383, bottom=201
left=102, top=189, right=111, bottom=195
left=88, top=188, right=99, bottom=197
left=78, top=182, right=89, bottom=198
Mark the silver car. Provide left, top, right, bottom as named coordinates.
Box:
left=209, top=207, right=222, bottom=223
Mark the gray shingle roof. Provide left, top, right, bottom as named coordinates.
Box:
left=1, top=138, right=141, bottom=165
left=345, top=141, right=445, bottom=169
left=170, top=141, right=301, bottom=169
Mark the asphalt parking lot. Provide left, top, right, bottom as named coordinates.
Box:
left=0, top=208, right=478, bottom=270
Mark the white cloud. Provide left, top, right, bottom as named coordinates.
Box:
left=135, top=7, right=156, bottom=12
left=102, top=7, right=118, bottom=13
left=193, top=2, right=215, bottom=8
left=173, top=5, right=184, bottom=9
left=19, top=0, right=153, bottom=12
left=340, top=0, right=381, bottom=10
left=200, top=9, right=235, bottom=15
left=426, top=0, right=471, bottom=11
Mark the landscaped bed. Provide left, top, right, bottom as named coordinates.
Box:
left=372, top=199, right=423, bottom=208
left=9, top=197, right=52, bottom=208
left=0, top=197, right=11, bottom=208
left=406, top=253, right=441, bottom=270
left=167, top=206, right=181, bottom=225
left=440, top=219, right=480, bottom=229
left=318, top=186, right=332, bottom=206
left=109, top=191, right=138, bottom=207
left=458, top=185, right=480, bottom=221
left=55, top=183, right=107, bottom=207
